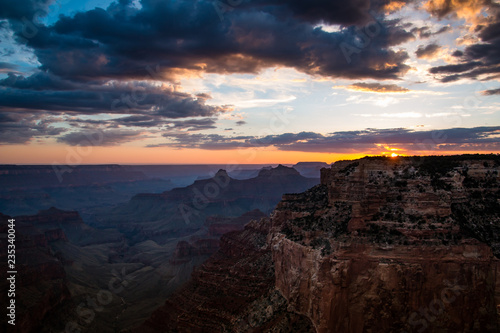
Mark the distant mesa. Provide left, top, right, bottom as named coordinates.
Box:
left=293, top=161, right=331, bottom=178
left=257, top=164, right=300, bottom=177
left=293, top=161, right=330, bottom=167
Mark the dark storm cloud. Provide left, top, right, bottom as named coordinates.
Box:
left=67, top=115, right=218, bottom=131
left=0, top=70, right=230, bottom=143
left=150, top=127, right=500, bottom=153
left=0, top=73, right=231, bottom=117
left=0, top=112, right=65, bottom=144
left=112, top=115, right=162, bottom=127
left=165, top=118, right=218, bottom=131
left=1, top=71, right=81, bottom=90
left=250, top=0, right=373, bottom=26
left=6, top=0, right=413, bottom=82
left=251, top=0, right=415, bottom=25
left=0, top=0, right=421, bottom=146
left=429, top=61, right=484, bottom=74
left=415, top=43, right=440, bottom=59
left=57, top=129, right=147, bottom=146
left=0, top=0, right=53, bottom=21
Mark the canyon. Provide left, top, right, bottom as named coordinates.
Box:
left=142, top=155, right=500, bottom=332
left=1, top=164, right=320, bottom=332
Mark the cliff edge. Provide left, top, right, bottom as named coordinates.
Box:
left=142, top=154, right=500, bottom=332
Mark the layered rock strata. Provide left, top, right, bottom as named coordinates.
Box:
left=142, top=155, right=500, bottom=332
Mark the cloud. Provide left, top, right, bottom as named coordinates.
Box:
left=0, top=0, right=53, bottom=21
left=482, top=88, right=500, bottom=95
left=0, top=0, right=418, bottom=149
left=0, top=112, right=65, bottom=144
left=346, top=95, right=401, bottom=107
left=382, top=1, right=408, bottom=14
left=149, top=126, right=500, bottom=153
left=0, top=70, right=231, bottom=144
left=0, top=62, right=19, bottom=73
left=236, top=120, right=247, bottom=126
left=423, top=0, right=489, bottom=25
left=346, top=82, right=410, bottom=93
left=0, top=72, right=231, bottom=118
left=411, top=25, right=450, bottom=39
left=4, top=0, right=414, bottom=83
left=165, top=118, right=218, bottom=131
left=426, top=0, right=500, bottom=81
left=429, top=61, right=483, bottom=74
left=355, top=111, right=471, bottom=118
left=415, top=43, right=441, bottom=59
left=57, top=129, right=147, bottom=146
left=112, top=115, right=162, bottom=128
left=250, top=0, right=374, bottom=26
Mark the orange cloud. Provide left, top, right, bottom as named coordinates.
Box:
left=424, top=0, right=489, bottom=28
left=345, top=82, right=410, bottom=93
left=383, top=0, right=407, bottom=13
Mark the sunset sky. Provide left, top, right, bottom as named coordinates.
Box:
left=1, top=0, right=500, bottom=164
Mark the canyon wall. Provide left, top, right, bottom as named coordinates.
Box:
left=142, top=155, right=500, bottom=332
left=272, top=156, right=500, bottom=332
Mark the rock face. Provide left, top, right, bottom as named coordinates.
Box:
left=169, top=210, right=268, bottom=265
left=272, top=155, right=500, bottom=332
left=144, top=155, right=500, bottom=332
left=140, top=218, right=315, bottom=333
left=0, top=212, right=71, bottom=333
left=206, top=209, right=267, bottom=237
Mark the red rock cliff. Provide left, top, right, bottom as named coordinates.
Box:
left=272, top=156, right=500, bottom=332
left=141, top=155, right=500, bottom=332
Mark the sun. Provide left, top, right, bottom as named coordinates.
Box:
left=391, top=153, right=399, bottom=157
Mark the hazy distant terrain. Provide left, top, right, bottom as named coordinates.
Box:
left=0, top=163, right=321, bottom=332
left=0, top=164, right=294, bottom=217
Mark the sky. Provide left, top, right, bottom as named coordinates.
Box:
left=1, top=0, right=500, bottom=165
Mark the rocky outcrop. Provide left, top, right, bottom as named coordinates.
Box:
left=140, top=218, right=314, bottom=332
left=206, top=209, right=267, bottom=237
left=271, top=155, right=500, bottom=332
left=145, top=154, right=500, bottom=332
left=0, top=212, right=71, bottom=333
left=169, top=239, right=220, bottom=265
left=169, top=210, right=268, bottom=265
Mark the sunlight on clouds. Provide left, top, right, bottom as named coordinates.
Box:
left=375, top=144, right=407, bottom=157
left=383, top=1, right=407, bottom=14
left=457, top=34, right=480, bottom=46
left=338, top=83, right=410, bottom=94
left=173, top=67, right=311, bottom=114
left=231, top=96, right=297, bottom=109
left=346, top=95, right=401, bottom=107
left=314, top=24, right=342, bottom=33
left=424, top=0, right=491, bottom=32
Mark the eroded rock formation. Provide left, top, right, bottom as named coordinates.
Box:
left=144, top=155, right=500, bottom=332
